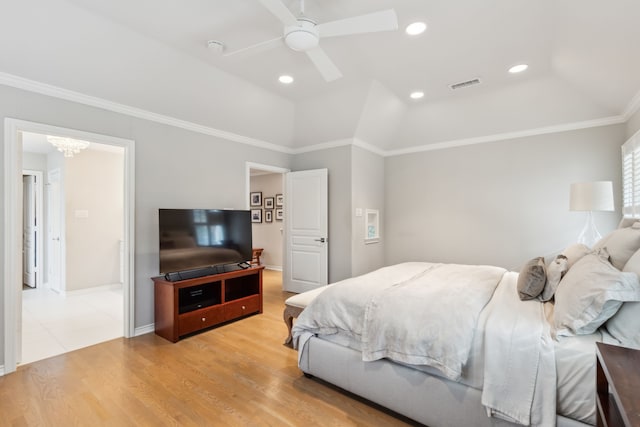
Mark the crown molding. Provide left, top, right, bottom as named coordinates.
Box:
left=384, top=115, right=627, bottom=157
left=0, top=71, right=632, bottom=159
left=291, top=138, right=353, bottom=154
left=0, top=72, right=293, bottom=154
left=623, top=88, right=640, bottom=120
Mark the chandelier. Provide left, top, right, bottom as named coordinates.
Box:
left=46, top=136, right=90, bottom=158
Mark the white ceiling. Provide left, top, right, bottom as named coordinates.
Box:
left=4, top=0, right=640, bottom=152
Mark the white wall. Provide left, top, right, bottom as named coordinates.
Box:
left=351, top=146, right=385, bottom=276
left=385, top=124, right=626, bottom=270
left=65, top=149, right=124, bottom=290
left=250, top=173, right=284, bottom=269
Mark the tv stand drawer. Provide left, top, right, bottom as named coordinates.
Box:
left=153, top=266, right=263, bottom=342
left=179, top=305, right=225, bottom=336
left=225, top=295, right=261, bottom=319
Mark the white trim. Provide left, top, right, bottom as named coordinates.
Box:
left=134, top=324, right=155, bottom=337
left=0, top=365, right=4, bottom=376
left=245, top=162, right=290, bottom=210
left=0, top=71, right=633, bottom=159
left=3, top=119, right=21, bottom=375
left=0, top=71, right=292, bottom=155
left=384, top=115, right=626, bottom=157
left=291, top=139, right=353, bottom=155
left=623, top=88, right=640, bottom=120
left=3, top=118, right=136, bottom=375
left=352, top=138, right=388, bottom=157
left=264, top=265, right=283, bottom=271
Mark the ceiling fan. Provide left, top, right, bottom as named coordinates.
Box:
left=209, top=0, right=398, bottom=82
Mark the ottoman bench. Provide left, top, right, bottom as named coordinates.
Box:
left=283, top=285, right=332, bottom=347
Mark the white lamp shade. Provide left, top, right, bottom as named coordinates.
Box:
left=569, top=181, right=614, bottom=212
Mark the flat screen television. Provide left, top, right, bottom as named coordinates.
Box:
left=158, top=209, right=252, bottom=275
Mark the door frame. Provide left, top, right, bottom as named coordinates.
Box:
left=245, top=162, right=290, bottom=210
left=3, top=118, right=136, bottom=375
left=22, top=170, right=44, bottom=289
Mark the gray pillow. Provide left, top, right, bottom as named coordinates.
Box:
left=539, top=255, right=568, bottom=302
left=517, top=257, right=547, bottom=300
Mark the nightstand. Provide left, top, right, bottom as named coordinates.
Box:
left=595, top=342, right=640, bottom=427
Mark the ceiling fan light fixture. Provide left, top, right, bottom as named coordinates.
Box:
left=405, top=22, right=427, bottom=36
left=284, top=19, right=319, bottom=51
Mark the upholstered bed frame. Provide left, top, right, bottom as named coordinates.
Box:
left=299, top=335, right=589, bottom=427
left=285, top=286, right=592, bottom=427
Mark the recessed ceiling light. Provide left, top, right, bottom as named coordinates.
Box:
left=508, top=64, right=528, bottom=74
left=410, top=91, right=425, bottom=100
left=278, top=75, right=294, bottom=84
left=405, top=22, right=427, bottom=36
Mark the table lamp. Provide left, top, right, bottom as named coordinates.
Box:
left=569, top=181, right=614, bottom=247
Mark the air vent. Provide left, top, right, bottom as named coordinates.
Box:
left=449, top=78, right=481, bottom=90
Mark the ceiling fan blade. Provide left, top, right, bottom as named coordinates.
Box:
left=223, top=36, right=284, bottom=59
left=317, top=9, right=398, bottom=38
left=305, top=47, right=342, bottom=82
left=257, top=0, right=298, bottom=26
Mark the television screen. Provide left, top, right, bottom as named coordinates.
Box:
left=158, top=209, right=252, bottom=274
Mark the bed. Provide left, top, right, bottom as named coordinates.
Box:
left=290, top=223, right=640, bottom=427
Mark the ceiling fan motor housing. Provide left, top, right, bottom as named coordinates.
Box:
left=284, top=18, right=319, bottom=51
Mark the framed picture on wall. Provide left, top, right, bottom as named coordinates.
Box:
left=251, top=209, right=262, bottom=223
left=250, top=192, right=262, bottom=207
left=264, top=197, right=274, bottom=209
left=276, top=194, right=284, bottom=207
left=265, top=210, right=273, bottom=223
left=275, top=208, right=283, bottom=221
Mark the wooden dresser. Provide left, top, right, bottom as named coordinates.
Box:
left=595, top=342, right=640, bottom=427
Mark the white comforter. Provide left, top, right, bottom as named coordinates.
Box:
left=292, top=263, right=556, bottom=427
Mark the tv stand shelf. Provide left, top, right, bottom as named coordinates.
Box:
left=153, top=266, right=264, bottom=342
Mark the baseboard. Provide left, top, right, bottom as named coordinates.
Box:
left=0, top=364, right=5, bottom=376
left=134, top=324, right=155, bottom=337
left=265, top=265, right=282, bottom=271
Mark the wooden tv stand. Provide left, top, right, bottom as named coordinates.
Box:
left=153, top=266, right=264, bottom=342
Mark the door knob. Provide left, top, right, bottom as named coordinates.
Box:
left=314, top=237, right=326, bottom=243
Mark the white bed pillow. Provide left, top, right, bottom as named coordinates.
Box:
left=606, top=249, right=640, bottom=348
left=554, top=250, right=640, bottom=336
left=593, top=223, right=640, bottom=270
left=560, top=243, right=591, bottom=268
left=605, top=302, right=640, bottom=349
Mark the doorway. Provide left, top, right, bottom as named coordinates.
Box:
left=3, top=118, right=136, bottom=375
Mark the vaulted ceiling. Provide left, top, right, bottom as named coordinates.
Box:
left=2, top=0, right=640, bottom=152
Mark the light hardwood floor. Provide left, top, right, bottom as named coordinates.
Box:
left=0, top=270, right=419, bottom=426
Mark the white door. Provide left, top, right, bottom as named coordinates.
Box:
left=284, top=169, right=328, bottom=293
left=22, top=175, right=36, bottom=287
left=48, top=169, right=63, bottom=293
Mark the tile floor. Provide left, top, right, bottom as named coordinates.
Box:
left=21, top=284, right=124, bottom=366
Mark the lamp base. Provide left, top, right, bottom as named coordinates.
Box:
left=576, top=211, right=602, bottom=248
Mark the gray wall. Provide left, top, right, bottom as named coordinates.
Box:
left=385, top=125, right=626, bottom=270
left=291, top=146, right=352, bottom=283
left=351, top=146, right=385, bottom=276
left=250, top=173, right=284, bottom=269
left=0, top=83, right=291, bottom=363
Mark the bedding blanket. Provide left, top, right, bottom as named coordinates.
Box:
left=362, top=263, right=505, bottom=380
left=293, top=263, right=557, bottom=427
